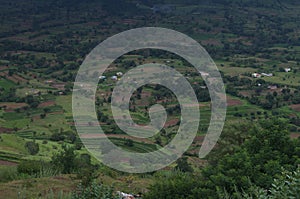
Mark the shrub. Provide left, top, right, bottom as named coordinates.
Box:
left=17, top=160, right=42, bottom=175
left=17, top=160, right=57, bottom=177
left=50, top=132, right=65, bottom=141
left=51, top=145, right=77, bottom=174
left=71, top=181, right=118, bottom=199
left=0, top=166, right=18, bottom=182
left=25, top=141, right=39, bottom=155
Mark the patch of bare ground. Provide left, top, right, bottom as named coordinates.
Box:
left=290, top=104, right=300, bottom=112
left=0, top=160, right=17, bottom=166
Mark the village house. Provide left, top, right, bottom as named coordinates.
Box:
left=261, top=73, right=273, bottom=77
left=44, top=80, right=54, bottom=84
left=116, top=72, right=123, bottom=77
left=111, top=75, right=118, bottom=81
left=252, top=73, right=261, bottom=78
left=99, top=75, right=106, bottom=80
left=284, top=68, right=291, bottom=72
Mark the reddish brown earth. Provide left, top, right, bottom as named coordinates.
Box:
left=141, top=91, right=152, bottom=98
left=0, top=127, right=14, bottom=133
left=239, top=91, right=251, bottom=98
left=0, top=160, right=17, bottom=166
left=2, top=72, right=27, bottom=83
left=12, top=74, right=27, bottom=82
left=164, top=119, right=179, bottom=128
left=193, top=135, right=205, bottom=143
left=0, top=102, right=27, bottom=110
left=227, top=96, right=243, bottom=106
left=38, top=101, right=56, bottom=108
left=201, top=39, right=222, bottom=46
left=290, top=104, right=300, bottom=112
left=290, top=133, right=300, bottom=139
left=0, top=66, right=8, bottom=71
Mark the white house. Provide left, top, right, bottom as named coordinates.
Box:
left=111, top=76, right=118, bottom=80
left=252, top=73, right=261, bottom=78
left=116, top=72, right=123, bottom=77
left=200, top=72, right=209, bottom=77
left=261, top=73, right=273, bottom=77
left=284, top=68, right=291, bottom=72
left=99, top=76, right=106, bottom=80
left=117, top=191, right=135, bottom=199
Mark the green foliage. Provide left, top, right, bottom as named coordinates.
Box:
left=145, top=120, right=300, bottom=198
left=266, top=168, right=300, bottom=199
left=17, top=160, right=57, bottom=177
left=144, top=171, right=200, bottom=199
left=50, top=131, right=77, bottom=143
left=25, top=141, right=39, bottom=155
left=219, top=167, right=300, bottom=199
left=17, top=160, right=42, bottom=175
left=51, top=145, right=77, bottom=174
left=0, top=166, right=18, bottom=182
left=75, top=154, right=98, bottom=187
left=124, top=138, right=134, bottom=147
left=175, top=157, right=193, bottom=173
left=202, top=120, right=300, bottom=196
left=71, top=181, right=118, bottom=199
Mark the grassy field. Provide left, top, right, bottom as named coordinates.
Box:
left=0, top=79, right=15, bottom=91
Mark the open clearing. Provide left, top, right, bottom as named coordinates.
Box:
left=38, top=101, right=56, bottom=108
left=227, top=96, right=243, bottom=106
left=290, top=104, right=300, bottom=112
left=0, top=160, right=17, bottom=166
left=0, top=102, right=27, bottom=110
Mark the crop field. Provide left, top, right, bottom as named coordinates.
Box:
left=0, top=1, right=300, bottom=198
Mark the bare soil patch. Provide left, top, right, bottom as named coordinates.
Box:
left=0, top=127, right=14, bottom=133
left=3, top=73, right=27, bottom=84
left=0, top=102, right=27, bottom=111
left=290, top=133, right=300, bottom=139
left=38, top=101, right=56, bottom=108
left=0, top=160, right=17, bottom=166
left=290, top=104, right=300, bottom=112
left=227, top=96, right=243, bottom=106
left=0, top=66, right=8, bottom=71
left=164, top=119, right=179, bottom=127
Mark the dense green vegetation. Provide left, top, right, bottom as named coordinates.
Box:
left=0, top=0, right=300, bottom=198
left=144, top=120, right=300, bottom=198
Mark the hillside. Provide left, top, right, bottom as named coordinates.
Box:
left=0, top=0, right=300, bottom=198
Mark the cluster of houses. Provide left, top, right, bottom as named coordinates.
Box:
left=252, top=72, right=273, bottom=78
left=99, top=72, right=123, bottom=81
left=252, top=68, right=291, bottom=78
left=44, top=80, right=66, bottom=95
